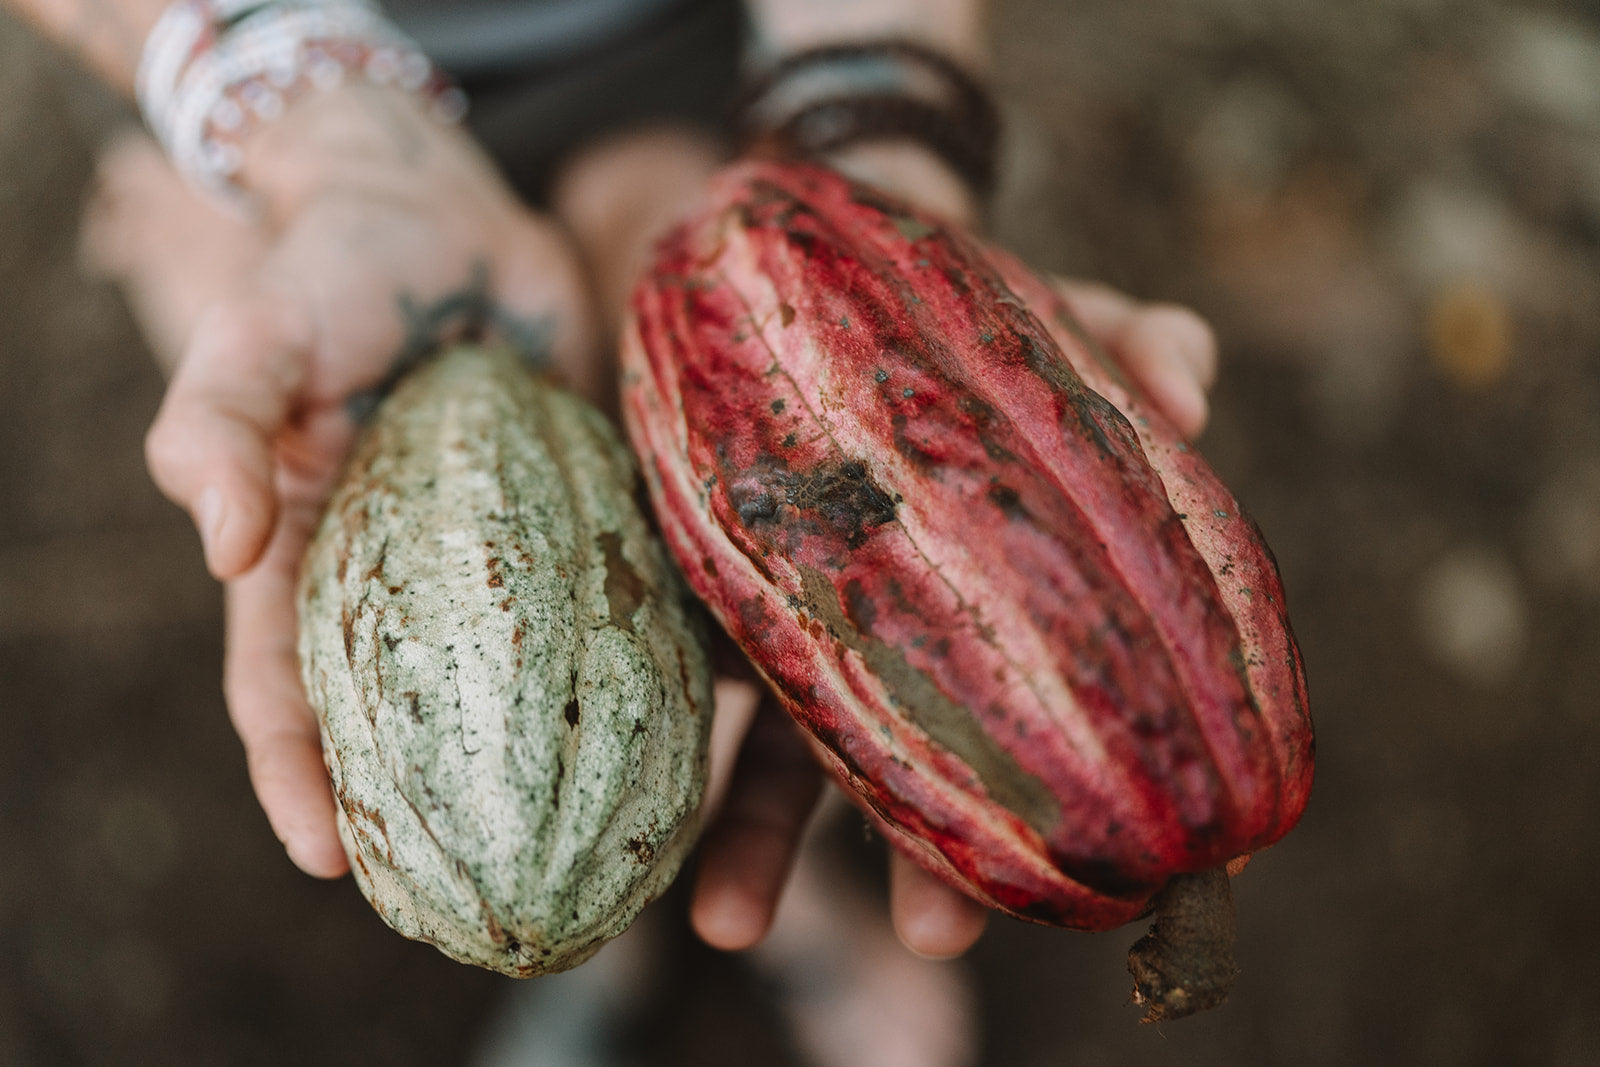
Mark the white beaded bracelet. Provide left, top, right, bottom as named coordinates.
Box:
left=137, top=0, right=467, bottom=209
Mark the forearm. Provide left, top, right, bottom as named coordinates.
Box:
left=743, top=0, right=988, bottom=70
left=3, top=0, right=168, bottom=93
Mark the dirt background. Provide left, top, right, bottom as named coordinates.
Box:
left=3, top=0, right=1599, bottom=1063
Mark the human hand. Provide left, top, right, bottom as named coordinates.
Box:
left=551, top=130, right=1219, bottom=959
left=91, top=84, right=596, bottom=877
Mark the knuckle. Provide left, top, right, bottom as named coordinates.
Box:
left=194, top=296, right=265, bottom=354
left=1150, top=303, right=1216, bottom=345
left=142, top=411, right=191, bottom=489
left=1138, top=304, right=1219, bottom=378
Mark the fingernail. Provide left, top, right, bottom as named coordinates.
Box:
left=1168, top=312, right=1217, bottom=383
left=195, top=486, right=225, bottom=568
left=1175, top=381, right=1209, bottom=439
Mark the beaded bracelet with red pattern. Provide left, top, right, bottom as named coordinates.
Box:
left=137, top=0, right=467, bottom=211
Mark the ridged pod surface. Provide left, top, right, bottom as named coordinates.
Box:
left=622, top=161, right=1312, bottom=932
left=298, top=345, right=712, bottom=977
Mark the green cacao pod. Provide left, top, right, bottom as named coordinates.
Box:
left=297, top=344, right=712, bottom=977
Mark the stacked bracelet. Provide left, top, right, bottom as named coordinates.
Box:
left=734, top=40, right=1001, bottom=201
left=137, top=0, right=466, bottom=208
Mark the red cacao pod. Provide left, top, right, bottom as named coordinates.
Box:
left=621, top=161, right=1312, bottom=995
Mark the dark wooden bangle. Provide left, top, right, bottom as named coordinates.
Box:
left=734, top=40, right=1001, bottom=200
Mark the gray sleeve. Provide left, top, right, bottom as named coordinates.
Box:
left=382, top=0, right=697, bottom=74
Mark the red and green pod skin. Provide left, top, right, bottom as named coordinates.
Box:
left=621, top=160, right=1313, bottom=929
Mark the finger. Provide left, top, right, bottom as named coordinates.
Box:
left=1050, top=278, right=1140, bottom=343
left=550, top=127, right=722, bottom=323
left=1050, top=279, right=1220, bottom=390
left=491, top=216, right=601, bottom=401
left=1051, top=280, right=1217, bottom=439
left=1113, top=307, right=1214, bottom=439
left=702, top=677, right=764, bottom=823
left=145, top=291, right=312, bottom=579
left=222, top=501, right=349, bottom=879
left=1147, top=303, right=1218, bottom=389
left=888, top=851, right=989, bottom=960
left=690, top=701, right=824, bottom=951
left=81, top=130, right=272, bottom=374
left=1119, top=302, right=1217, bottom=399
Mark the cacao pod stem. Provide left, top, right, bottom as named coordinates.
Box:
left=1127, top=868, right=1238, bottom=1022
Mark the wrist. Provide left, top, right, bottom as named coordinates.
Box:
left=735, top=39, right=1000, bottom=223
left=237, top=80, right=483, bottom=221
left=137, top=0, right=465, bottom=211
left=745, top=0, right=988, bottom=71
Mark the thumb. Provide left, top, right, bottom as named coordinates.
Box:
left=145, top=291, right=312, bottom=579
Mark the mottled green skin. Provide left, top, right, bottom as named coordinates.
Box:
left=297, top=345, right=712, bottom=977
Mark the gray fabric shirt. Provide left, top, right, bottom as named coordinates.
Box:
left=384, top=0, right=692, bottom=75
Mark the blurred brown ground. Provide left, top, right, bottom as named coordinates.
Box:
left=3, top=1, right=1599, bottom=1064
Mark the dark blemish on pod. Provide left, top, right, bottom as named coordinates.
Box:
left=564, top=699, right=580, bottom=728
left=988, top=483, right=1027, bottom=520
left=979, top=433, right=1016, bottom=463
left=598, top=531, right=646, bottom=632
left=958, top=394, right=996, bottom=427
left=362, top=539, right=391, bottom=584
left=1061, top=857, right=1151, bottom=899
left=727, top=455, right=897, bottom=548
left=785, top=228, right=818, bottom=257
left=738, top=594, right=774, bottom=640
left=843, top=578, right=877, bottom=634
left=891, top=214, right=938, bottom=242
left=891, top=413, right=939, bottom=470
left=779, top=303, right=796, bottom=326
left=789, top=460, right=897, bottom=547
left=341, top=607, right=356, bottom=663
left=734, top=489, right=782, bottom=527
left=771, top=398, right=787, bottom=414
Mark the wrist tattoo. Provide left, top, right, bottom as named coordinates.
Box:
left=346, top=261, right=554, bottom=421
